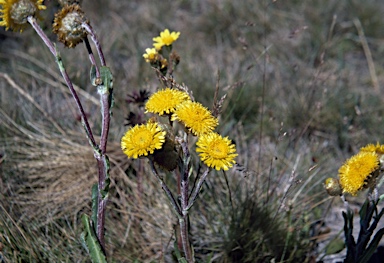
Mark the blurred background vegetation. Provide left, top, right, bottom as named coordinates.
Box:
left=1, top=0, right=384, bottom=262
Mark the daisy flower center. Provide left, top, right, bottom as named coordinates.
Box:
left=210, top=141, right=228, bottom=159
left=133, top=128, right=154, bottom=148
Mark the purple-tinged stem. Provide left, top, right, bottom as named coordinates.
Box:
left=84, top=37, right=101, bottom=79
left=99, top=93, right=111, bottom=154
left=178, top=139, right=193, bottom=263
left=27, top=16, right=97, bottom=149
left=82, top=22, right=106, bottom=66
left=28, top=16, right=109, bottom=252
left=83, top=31, right=112, bottom=252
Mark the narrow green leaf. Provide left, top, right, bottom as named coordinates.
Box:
left=358, top=228, right=384, bottom=263
left=173, top=240, right=188, bottom=263
left=359, top=199, right=369, bottom=220
left=100, top=66, right=113, bottom=89
left=325, top=238, right=345, bottom=255
left=100, top=155, right=110, bottom=199
left=91, top=184, right=98, bottom=229
left=98, top=66, right=113, bottom=95
left=81, top=214, right=107, bottom=263
left=90, top=65, right=97, bottom=86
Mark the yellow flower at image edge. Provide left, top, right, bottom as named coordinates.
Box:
left=0, top=0, right=46, bottom=32
left=360, top=142, right=384, bottom=155
left=143, top=48, right=158, bottom=63
left=338, top=151, right=379, bottom=196
left=196, top=132, right=238, bottom=171
left=121, top=122, right=166, bottom=159
left=145, top=88, right=190, bottom=116
left=153, top=29, right=180, bottom=50
left=171, top=101, right=218, bottom=136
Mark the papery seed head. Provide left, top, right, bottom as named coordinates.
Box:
left=52, top=4, right=88, bottom=48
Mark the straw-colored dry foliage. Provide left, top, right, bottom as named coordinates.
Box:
left=2, top=0, right=384, bottom=262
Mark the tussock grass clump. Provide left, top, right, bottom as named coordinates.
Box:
left=1, top=0, right=384, bottom=261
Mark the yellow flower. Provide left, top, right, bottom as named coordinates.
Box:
left=153, top=29, right=180, bottom=50
left=145, top=88, right=190, bottom=116
left=196, top=132, right=238, bottom=171
left=338, top=151, right=379, bottom=196
left=121, top=122, right=166, bottom=159
left=0, top=0, right=46, bottom=32
left=360, top=142, right=384, bottom=155
left=171, top=101, right=218, bottom=136
left=143, top=48, right=159, bottom=63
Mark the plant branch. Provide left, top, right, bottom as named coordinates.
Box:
left=82, top=22, right=106, bottom=67
left=149, top=160, right=183, bottom=218
left=179, top=138, right=193, bottom=263
left=27, top=16, right=97, bottom=149
left=187, top=167, right=210, bottom=211
left=84, top=37, right=101, bottom=79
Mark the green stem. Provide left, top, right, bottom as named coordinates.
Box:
left=149, top=160, right=182, bottom=219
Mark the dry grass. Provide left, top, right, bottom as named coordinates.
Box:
left=2, top=0, right=384, bottom=262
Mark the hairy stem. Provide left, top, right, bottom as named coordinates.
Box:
left=187, top=167, right=210, bottom=211
left=149, top=161, right=183, bottom=218
left=28, top=16, right=97, bottom=149
left=179, top=139, right=193, bottom=262
left=84, top=37, right=101, bottom=79
left=29, top=16, right=110, bottom=252
left=82, top=22, right=106, bottom=66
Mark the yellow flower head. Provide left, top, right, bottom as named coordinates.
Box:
left=338, top=151, right=379, bottom=196
left=196, top=132, right=238, bottom=171
left=171, top=101, right=218, bottom=136
left=153, top=29, right=180, bottom=50
left=121, top=122, right=166, bottom=159
left=145, top=88, right=190, bottom=116
left=143, top=48, right=159, bottom=63
left=0, top=0, right=46, bottom=32
left=360, top=142, right=384, bottom=155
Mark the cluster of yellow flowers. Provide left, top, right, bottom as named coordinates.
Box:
left=122, top=29, right=237, bottom=171
left=142, top=29, right=181, bottom=72
left=121, top=87, right=238, bottom=171
left=325, top=143, right=384, bottom=196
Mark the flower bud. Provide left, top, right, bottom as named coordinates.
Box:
left=324, top=178, right=342, bottom=196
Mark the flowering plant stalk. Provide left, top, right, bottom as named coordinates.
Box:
left=343, top=198, right=384, bottom=263
left=325, top=143, right=384, bottom=262
left=1, top=1, right=112, bottom=260
left=122, top=29, right=238, bottom=262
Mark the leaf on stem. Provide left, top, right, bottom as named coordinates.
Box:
left=81, top=214, right=107, bottom=263
left=91, top=183, right=98, bottom=228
